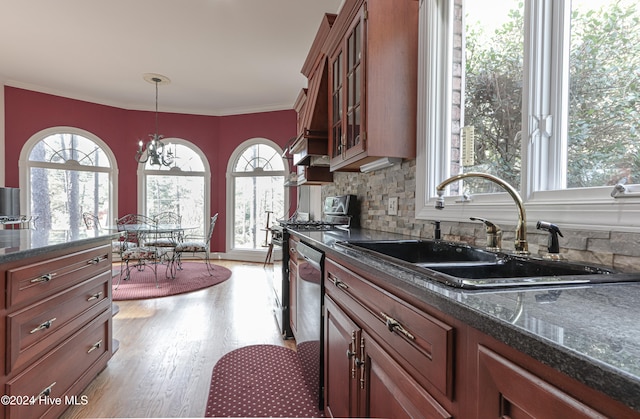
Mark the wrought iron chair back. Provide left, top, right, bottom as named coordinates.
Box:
left=115, top=214, right=165, bottom=288
left=84, top=212, right=134, bottom=256
left=82, top=212, right=101, bottom=230
left=175, top=213, right=218, bottom=275
left=115, top=214, right=156, bottom=245
left=148, top=211, right=184, bottom=246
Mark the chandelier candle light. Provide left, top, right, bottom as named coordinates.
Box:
left=136, top=73, right=174, bottom=167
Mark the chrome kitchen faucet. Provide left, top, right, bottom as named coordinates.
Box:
left=435, top=172, right=529, bottom=255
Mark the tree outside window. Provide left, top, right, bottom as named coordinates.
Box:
left=417, top=0, right=640, bottom=228
left=26, top=131, right=114, bottom=237
left=141, top=141, right=209, bottom=237
left=460, top=0, right=640, bottom=193
left=231, top=142, right=285, bottom=250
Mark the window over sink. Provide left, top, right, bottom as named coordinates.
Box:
left=416, top=0, right=640, bottom=229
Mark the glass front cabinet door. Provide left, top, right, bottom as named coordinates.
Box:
left=327, top=0, right=418, bottom=172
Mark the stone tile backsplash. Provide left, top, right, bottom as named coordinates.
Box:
left=321, top=160, right=640, bottom=272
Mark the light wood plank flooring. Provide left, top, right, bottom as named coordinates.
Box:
left=60, top=260, right=293, bottom=419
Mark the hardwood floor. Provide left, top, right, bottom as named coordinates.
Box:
left=60, top=260, right=294, bottom=419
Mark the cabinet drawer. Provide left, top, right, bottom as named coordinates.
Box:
left=4, top=310, right=111, bottom=419
left=6, top=245, right=111, bottom=309
left=325, top=258, right=454, bottom=398
left=6, top=271, right=111, bottom=374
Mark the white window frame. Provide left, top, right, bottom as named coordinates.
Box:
left=416, top=0, right=640, bottom=232
left=137, top=138, right=211, bottom=234
left=19, top=126, right=118, bottom=226
left=225, top=137, right=289, bottom=262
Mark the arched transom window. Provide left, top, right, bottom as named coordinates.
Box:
left=138, top=139, right=210, bottom=237
left=229, top=140, right=286, bottom=254
left=21, top=128, right=117, bottom=236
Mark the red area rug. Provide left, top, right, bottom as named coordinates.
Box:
left=112, top=262, right=231, bottom=301
left=205, top=344, right=324, bottom=418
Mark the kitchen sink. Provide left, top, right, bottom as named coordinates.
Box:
left=335, top=239, right=640, bottom=289
left=337, top=239, right=499, bottom=265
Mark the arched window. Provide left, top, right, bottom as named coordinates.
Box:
left=227, top=139, right=287, bottom=259
left=138, top=138, right=210, bottom=236
left=19, top=127, right=117, bottom=237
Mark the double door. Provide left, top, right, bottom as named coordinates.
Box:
left=324, top=296, right=451, bottom=418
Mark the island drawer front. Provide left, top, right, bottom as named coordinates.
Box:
left=6, top=271, right=111, bottom=375
left=6, top=244, right=111, bottom=309
left=4, top=310, right=111, bottom=419
left=325, top=258, right=455, bottom=398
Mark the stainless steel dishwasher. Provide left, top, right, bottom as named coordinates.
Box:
left=294, top=240, right=324, bottom=410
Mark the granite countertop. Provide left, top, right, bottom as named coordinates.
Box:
left=288, top=227, right=640, bottom=413
left=0, top=228, right=118, bottom=264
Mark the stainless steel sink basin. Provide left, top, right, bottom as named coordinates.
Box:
left=335, top=239, right=640, bottom=289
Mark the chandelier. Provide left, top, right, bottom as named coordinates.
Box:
left=135, top=73, right=174, bottom=166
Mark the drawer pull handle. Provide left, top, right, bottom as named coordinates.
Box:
left=349, top=331, right=357, bottom=378
left=380, top=312, right=415, bottom=340
left=329, top=275, right=349, bottom=290
left=88, top=256, right=106, bottom=265
left=87, top=339, right=103, bottom=354
left=31, top=273, right=56, bottom=284
left=30, top=318, right=57, bottom=334
left=87, top=291, right=104, bottom=301
left=35, top=382, right=56, bottom=401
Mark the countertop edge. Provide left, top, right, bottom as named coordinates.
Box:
left=0, top=231, right=119, bottom=264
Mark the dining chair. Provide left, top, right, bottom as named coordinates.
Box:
left=147, top=211, right=184, bottom=276
left=115, top=214, right=164, bottom=288
left=82, top=212, right=134, bottom=258
left=147, top=211, right=183, bottom=248
left=174, top=213, right=218, bottom=275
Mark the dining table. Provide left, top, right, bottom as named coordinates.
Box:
left=108, top=223, right=195, bottom=283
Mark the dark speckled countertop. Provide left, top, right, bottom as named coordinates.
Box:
left=0, top=228, right=118, bottom=264
left=289, top=227, right=640, bottom=413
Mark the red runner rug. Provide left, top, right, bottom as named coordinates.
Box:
left=205, top=344, right=324, bottom=417
left=112, top=262, right=231, bottom=301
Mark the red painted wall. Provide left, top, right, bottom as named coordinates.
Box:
left=4, top=86, right=297, bottom=252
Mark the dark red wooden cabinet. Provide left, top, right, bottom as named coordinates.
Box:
left=1, top=239, right=114, bottom=419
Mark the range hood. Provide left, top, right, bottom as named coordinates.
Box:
left=292, top=13, right=335, bottom=168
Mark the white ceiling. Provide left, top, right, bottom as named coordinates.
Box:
left=0, top=0, right=344, bottom=116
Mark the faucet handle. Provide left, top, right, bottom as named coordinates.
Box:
left=470, top=217, right=502, bottom=251
left=431, top=221, right=441, bottom=240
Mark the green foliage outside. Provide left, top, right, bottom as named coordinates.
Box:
left=464, top=0, right=640, bottom=190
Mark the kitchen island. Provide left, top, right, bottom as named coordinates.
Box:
left=289, top=227, right=640, bottom=417
left=0, top=228, right=117, bottom=419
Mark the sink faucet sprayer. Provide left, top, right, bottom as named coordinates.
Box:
left=435, top=172, right=529, bottom=255
left=536, top=221, right=565, bottom=260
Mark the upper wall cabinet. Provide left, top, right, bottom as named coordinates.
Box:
left=327, top=0, right=418, bottom=172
